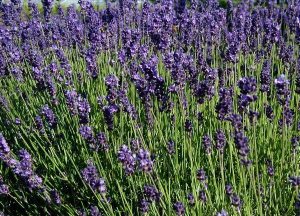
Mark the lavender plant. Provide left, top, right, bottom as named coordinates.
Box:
left=0, top=0, right=299, bottom=215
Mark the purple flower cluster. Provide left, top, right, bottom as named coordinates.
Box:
left=81, top=161, right=106, bottom=195
left=117, top=145, right=136, bottom=175
left=99, top=74, right=137, bottom=130
left=0, top=133, right=10, bottom=161
left=138, top=184, right=161, bottom=213
left=0, top=0, right=300, bottom=214
left=79, top=126, right=109, bottom=152
left=214, top=130, right=226, bottom=153
left=237, top=77, right=257, bottom=113
left=225, top=184, right=242, bottom=209
left=215, top=87, right=234, bottom=120
left=40, top=105, right=57, bottom=129
left=274, top=75, right=294, bottom=129
left=117, top=145, right=154, bottom=175
left=289, top=176, right=300, bottom=187
left=137, top=148, right=154, bottom=173
left=0, top=176, right=9, bottom=195
left=0, top=133, right=43, bottom=191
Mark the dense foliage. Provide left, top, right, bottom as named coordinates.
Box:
left=0, top=0, right=300, bottom=215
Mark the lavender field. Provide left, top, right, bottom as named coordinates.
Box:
left=0, top=0, right=300, bottom=215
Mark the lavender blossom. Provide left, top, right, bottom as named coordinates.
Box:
left=230, top=193, right=242, bottom=208
left=260, top=60, right=271, bottom=93
left=40, top=105, right=57, bottom=128
left=50, top=189, right=61, bottom=205
left=167, top=140, right=175, bottom=155
left=0, top=176, right=9, bottom=195
left=137, top=149, right=154, bottom=173
left=184, top=119, right=193, bottom=132
left=0, top=133, right=10, bottom=159
left=187, top=193, right=195, bottom=206
left=117, top=145, right=136, bottom=175
left=291, top=136, right=300, bottom=152
left=173, top=201, right=185, bottom=216
left=225, top=184, right=233, bottom=197
left=139, top=199, right=150, bottom=214
left=35, top=115, right=45, bottom=134
left=95, top=132, right=109, bottom=152
left=79, top=125, right=94, bottom=145
left=77, top=96, right=91, bottom=124
left=202, top=135, right=212, bottom=154
left=214, top=130, right=226, bottom=153
left=216, top=210, right=228, bottom=216
left=289, top=176, right=300, bottom=187
left=238, top=77, right=257, bottom=95
left=215, top=87, right=233, bottom=120
left=90, top=206, right=101, bottom=216
left=196, top=168, right=207, bottom=184
left=274, top=74, right=290, bottom=106
left=81, top=161, right=106, bottom=194
left=143, top=185, right=161, bottom=202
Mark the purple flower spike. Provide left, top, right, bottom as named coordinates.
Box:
left=202, top=135, right=212, bottom=154
left=90, top=206, right=101, bottom=216
left=0, top=176, right=9, bottom=195
left=117, top=145, right=136, bottom=175
left=187, top=193, right=195, bottom=206
left=81, top=161, right=106, bottom=195
left=40, top=105, right=57, bottom=128
left=289, top=176, right=300, bottom=187
left=230, top=193, right=242, bottom=208
left=197, top=168, right=207, bottom=184
left=167, top=140, right=175, bottom=155
left=77, top=96, right=91, bottom=124
left=199, top=190, right=207, bottom=203
left=139, top=199, right=150, bottom=214
left=274, top=74, right=290, bottom=106
left=216, top=210, right=228, bottom=216
left=173, top=201, right=185, bottom=216
left=214, top=130, right=226, bottom=152
left=143, top=185, right=161, bottom=202
left=79, top=126, right=94, bottom=145
left=137, top=149, right=154, bottom=173
left=225, top=184, right=233, bottom=197
left=184, top=119, right=193, bottom=132
left=238, top=77, right=257, bottom=95
left=14, top=149, right=33, bottom=178
left=50, top=189, right=61, bottom=205
left=0, top=133, right=10, bottom=159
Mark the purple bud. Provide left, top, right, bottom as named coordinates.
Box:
left=143, top=185, right=161, bottom=202
left=199, top=190, right=207, bottom=203
left=196, top=169, right=207, bottom=183
left=184, top=119, right=193, bottom=132
left=117, top=145, right=136, bottom=175
left=81, top=161, right=106, bottom=194
left=216, top=210, right=228, bottom=216
left=167, top=140, right=175, bottom=155
left=173, top=201, right=185, bottom=216
left=238, top=77, right=257, bottom=94
left=40, top=105, right=57, bottom=128
left=0, top=133, right=10, bottom=159
left=187, top=193, right=195, bottom=206
left=137, top=149, right=154, bottom=173
left=0, top=176, right=9, bottom=195
left=230, top=193, right=242, bottom=208
left=225, top=184, right=233, bottom=197
left=50, top=189, right=61, bottom=205
left=289, top=176, right=300, bottom=187
left=90, top=206, right=101, bottom=216
left=139, top=199, right=150, bottom=214
left=214, top=130, right=226, bottom=153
